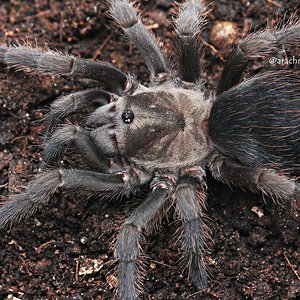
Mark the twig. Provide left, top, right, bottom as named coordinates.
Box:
left=187, top=287, right=220, bottom=299
left=199, top=37, right=225, bottom=62
left=187, top=290, right=206, bottom=299
left=18, top=254, right=33, bottom=276
left=93, top=33, right=113, bottom=60
left=284, top=252, right=300, bottom=281
left=36, top=239, right=56, bottom=252
left=266, top=0, right=282, bottom=8
left=23, top=10, right=53, bottom=21
left=151, top=260, right=173, bottom=269
left=11, top=135, right=29, bottom=142
left=75, top=259, right=80, bottom=282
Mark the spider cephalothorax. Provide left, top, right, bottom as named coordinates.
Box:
left=113, top=84, right=212, bottom=169
left=0, top=0, right=299, bottom=299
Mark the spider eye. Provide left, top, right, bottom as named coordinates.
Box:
left=122, top=110, right=134, bottom=124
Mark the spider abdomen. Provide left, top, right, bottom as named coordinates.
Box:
left=209, top=71, right=300, bottom=174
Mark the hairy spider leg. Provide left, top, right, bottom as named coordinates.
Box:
left=0, top=45, right=127, bottom=94
left=86, top=101, right=117, bottom=126
left=115, top=176, right=173, bottom=300
left=109, top=0, right=169, bottom=79
left=42, top=125, right=118, bottom=171
left=217, top=23, right=300, bottom=94
left=175, top=174, right=210, bottom=290
left=46, top=89, right=114, bottom=138
left=0, top=168, right=148, bottom=230
left=176, top=0, right=207, bottom=83
left=210, top=156, right=300, bottom=205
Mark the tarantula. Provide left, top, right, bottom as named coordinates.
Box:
left=0, top=0, right=299, bottom=299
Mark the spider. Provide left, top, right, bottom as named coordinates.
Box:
left=0, top=0, right=299, bottom=299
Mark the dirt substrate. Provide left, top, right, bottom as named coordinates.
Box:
left=0, top=1, right=300, bottom=299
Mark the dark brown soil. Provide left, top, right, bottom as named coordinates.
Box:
left=0, top=1, right=300, bottom=300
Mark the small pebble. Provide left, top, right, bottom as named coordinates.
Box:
left=7, top=295, right=21, bottom=300
left=6, top=31, right=15, bottom=37
left=210, top=21, right=239, bottom=49
left=251, top=206, right=264, bottom=218
left=80, top=237, right=88, bottom=244
left=107, top=274, right=118, bottom=289
left=78, top=256, right=104, bottom=276
left=150, top=262, right=156, bottom=269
